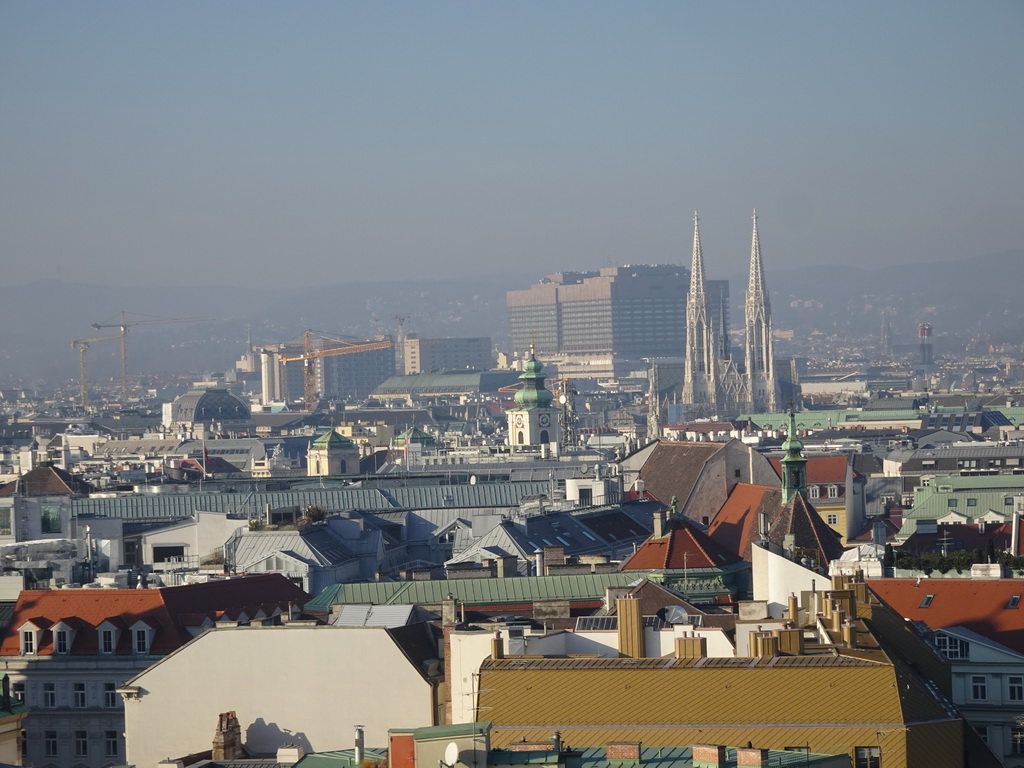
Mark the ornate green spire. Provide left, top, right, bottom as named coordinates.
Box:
left=780, top=408, right=807, bottom=504
left=514, top=344, right=554, bottom=410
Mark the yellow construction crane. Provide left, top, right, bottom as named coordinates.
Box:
left=279, top=329, right=394, bottom=412
left=70, top=334, right=122, bottom=409
left=91, top=311, right=214, bottom=401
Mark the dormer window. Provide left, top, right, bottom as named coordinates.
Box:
left=50, top=619, right=79, bottom=655
left=18, top=620, right=45, bottom=656
left=101, top=629, right=114, bottom=654
left=97, top=619, right=124, bottom=654
left=129, top=617, right=158, bottom=655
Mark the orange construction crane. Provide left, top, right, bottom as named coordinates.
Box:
left=91, top=311, right=214, bottom=401
left=70, top=334, right=122, bottom=409
left=279, top=330, right=394, bottom=411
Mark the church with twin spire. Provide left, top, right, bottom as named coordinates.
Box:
left=681, top=210, right=779, bottom=419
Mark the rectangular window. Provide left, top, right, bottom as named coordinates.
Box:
left=854, top=746, right=881, bottom=768
left=40, top=504, right=62, bottom=534
left=44, top=730, right=57, bottom=757
left=101, top=629, right=114, bottom=653
left=21, top=632, right=33, bottom=655
left=55, top=631, right=68, bottom=654
left=948, top=498, right=958, bottom=507
left=971, top=675, right=987, bottom=700
left=0, top=508, right=10, bottom=536
left=976, top=725, right=988, bottom=744
left=135, top=629, right=148, bottom=654
left=827, top=514, right=839, bottom=525
left=11, top=682, right=23, bottom=703
left=73, top=682, right=86, bottom=708
left=967, top=498, right=978, bottom=507
left=104, top=682, right=118, bottom=708
left=935, top=634, right=969, bottom=659
left=105, top=730, right=119, bottom=757
left=1010, top=676, right=1024, bottom=702
left=1013, top=726, right=1024, bottom=755
left=827, top=485, right=839, bottom=499
left=43, top=682, right=56, bottom=708
left=1006, top=497, right=1015, bottom=506
left=75, top=730, right=88, bottom=757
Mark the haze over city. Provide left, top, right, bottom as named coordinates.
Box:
left=2, top=1, right=1022, bottom=290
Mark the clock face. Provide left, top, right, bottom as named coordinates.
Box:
left=514, top=414, right=525, bottom=428
left=538, top=413, right=551, bottom=427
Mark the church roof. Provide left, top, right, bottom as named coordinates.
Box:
left=312, top=430, right=356, bottom=449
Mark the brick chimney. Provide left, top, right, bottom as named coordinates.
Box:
left=736, top=747, right=769, bottom=767
left=606, top=742, right=642, bottom=762
left=692, top=744, right=726, bottom=766
left=212, top=711, right=242, bottom=760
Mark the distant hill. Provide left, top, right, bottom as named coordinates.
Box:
left=4, top=250, right=1021, bottom=385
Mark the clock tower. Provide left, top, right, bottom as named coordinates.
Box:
left=507, top=345, right=561, bottom=448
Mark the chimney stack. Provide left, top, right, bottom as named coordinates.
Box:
left=212, top=711, right=242, bottom=760
left=355, top=725, right=365, bottom=765
left=787, top=593, right=799, bottom=624
left=616, top=597, right=645, bottom=659
left=442, top=594, right=459, bottom=627
left=653, top=509, right=666, bottom=538
left=491, top=632, right=505, bottom=660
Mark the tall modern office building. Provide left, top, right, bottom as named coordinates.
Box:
left=507, top=265, right=729, bottom=378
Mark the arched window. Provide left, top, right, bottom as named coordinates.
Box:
left=339, top=460, right=346, bottom=474
left=517, top=431, right=525, bottom=445
left=540, top=430, right=549, bottom=443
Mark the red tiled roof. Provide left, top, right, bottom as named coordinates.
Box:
left=768, top=455, right=852, bottom=484
left=707, top=484, right=781, bottom=562
left=0, top=573, right=309, bottom=657
left=706, top=484, right=845, bottom=566
left=622, top=518, right=741, bottom=570
left=868, top=578, right=1024, bottom=653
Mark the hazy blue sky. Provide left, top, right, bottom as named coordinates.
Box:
left=2, top=2, right=1021, bottom=288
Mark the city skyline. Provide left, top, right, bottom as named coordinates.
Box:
left=2, top=2, right=1022, bottom=289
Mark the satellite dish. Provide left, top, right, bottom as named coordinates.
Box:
left=580, top=464, right=588, bottom=475
left=444, top=742, right=460, bottom=767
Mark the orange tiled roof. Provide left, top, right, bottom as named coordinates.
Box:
left=621, top=518, right=741, bottom=570
left=706, top=484, right=780, bottom=562
left=868, top=578, right=1024, bottom=653
left=0, top=573, right=309, bottom=657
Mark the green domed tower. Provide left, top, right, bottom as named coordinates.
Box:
left=507, top=345, right=560, bottom=447
left=780, top=408, right=807, bottom=504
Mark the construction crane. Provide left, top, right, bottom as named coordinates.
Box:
left=91, top=311, right=214, bottom=401
left=279, top=330, right=394, bottom=411
left=70, top=334, right=122, bottom=409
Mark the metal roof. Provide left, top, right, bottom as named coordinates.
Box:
left=71, top=481, right=552, bottom=520
left=307, top=572, right=653, bottom=611
left=333, top=603, right=416, bottom=628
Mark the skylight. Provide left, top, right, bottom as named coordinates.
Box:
left=1008, top=595, right=1021, bottom=609
left=920, top=594, right=935, bottom=608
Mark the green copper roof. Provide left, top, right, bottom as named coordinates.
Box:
left=513, top=347, right=554, bottom=410
left=307, top=572, right=657, bottom=610
left=312, top=430, right=355, bottom=449
left=395, top=426, right=436, bottom=446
